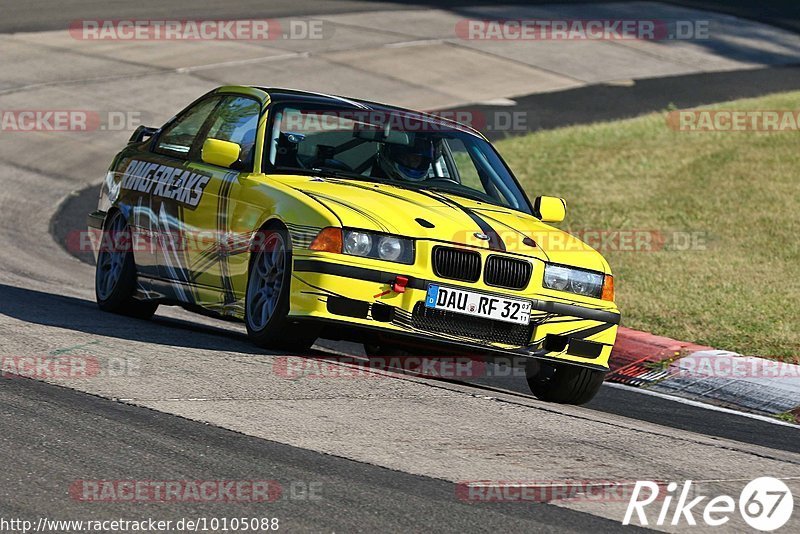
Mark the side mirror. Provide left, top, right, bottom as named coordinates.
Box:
left=201, top=138, right=241, bottom=168
left=534, top=196, right=566, bottom=223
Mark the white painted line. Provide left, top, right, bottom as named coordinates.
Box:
left=604, top=382, right=799, bottom=428
left=384, top=39, right=444, bottom=48
left=0, top=52, right=310, bottom=95
left=474, top=98, right=518, bottom=106
left=175, top=52, right=309, bottom=73
left=0, top=71, right=164, bottom=96
left=317, top=346, right=800, bottom=428
left=602, top=79, right=636, bottom=87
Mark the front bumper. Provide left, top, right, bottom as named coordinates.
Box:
left=290, top=254, right=620, bottom=370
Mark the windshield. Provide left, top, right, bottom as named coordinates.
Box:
left=265, top=103, right=531, bottom=213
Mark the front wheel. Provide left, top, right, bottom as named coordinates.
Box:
left=245, top=226, right=317, bottom=352
left=526, top=360, right=605, bottom=405
left=95, top=211, right=158, bottom=320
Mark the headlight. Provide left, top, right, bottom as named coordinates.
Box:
left=378, top=236, right=403, bottom=262
left=543, top=265, right=570, bottom=291
left=543, top=264, right=605, bottom=299
left=344, top=231, right=372, bottom=256
left=341, top=229, right=414, bottom=264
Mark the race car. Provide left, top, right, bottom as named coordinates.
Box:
left=88, top=86, right=620, bottom=404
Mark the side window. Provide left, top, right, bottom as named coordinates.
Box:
left=201, top=96, right=261, bottom=169
left=155, top=97, right=221, bottom=158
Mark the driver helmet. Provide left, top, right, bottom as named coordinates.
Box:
left=379, top=138, right=433, bottom=182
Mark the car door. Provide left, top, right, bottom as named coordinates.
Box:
left=126, top=94, right=222, bottom=304
left=154, top=94, right=262, bottom=315
left=121, top=95, right=222, bottom=284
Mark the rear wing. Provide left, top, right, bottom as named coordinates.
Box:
left=128, top=125, right=159, bottom=144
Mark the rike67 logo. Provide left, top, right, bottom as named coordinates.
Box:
left=624, top=477, right=794, bottom=531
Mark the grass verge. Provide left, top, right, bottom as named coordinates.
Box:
left=497, top=91, right=800, bottom=360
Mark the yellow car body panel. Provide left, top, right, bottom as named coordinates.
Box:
left=91, top=85, right=619, bottom=371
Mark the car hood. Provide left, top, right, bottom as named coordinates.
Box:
left=275, top=175, right=609, bottom=273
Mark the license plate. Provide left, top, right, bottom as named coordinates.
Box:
left=425, top=284, right=531, bottom=325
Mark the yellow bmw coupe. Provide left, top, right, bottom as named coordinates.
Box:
left=89, top=86, right=620, bottom=403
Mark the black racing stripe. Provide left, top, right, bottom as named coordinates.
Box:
left=300, top=291, right=330, bottom=299
left=291, top=273, right=350, bottom=299
left=189, top=253, right=220, bottom=282
left=534, top=301, right=620, bottom=325
left=527, top=332, right=613, bottom=351
left=297, top=179, right=506, bottom=251
left=465, top=209, right=506, bottom=251
left=561, top=323, right=616, bottom=340
left=407, top=188, right=460, bottom=211
left=470, top=210, right=525, bottom=240
left=417, top=189, right=506, bottom=251
left=289, top=187, right=344, bottom=227
left=286, top=222, right=324, bottom=233
left=217, top=171, right=238, bottom=304
left=294, top=260, right=620, bottom=324
left=323, top=178, right=435, bottom=206
left=173, top=202, right=193, bottom=291
left=543, top=316, right=591, bottom=325
left=473, top=210, right=550, bottom=263
left=307, top=192, right=390, bottom=232
left=294, top=260, right=426, bottom=290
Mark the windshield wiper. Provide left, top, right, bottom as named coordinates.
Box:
left=275, top=166, right=373, bottom=182
left=422, top=185, right=496, bottom=205
left=274, top=167, right=502, bottom=206
left=281, top=167, right=437, bottom=194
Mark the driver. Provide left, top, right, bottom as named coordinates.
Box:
left=375, top=137, right=434, bottom=182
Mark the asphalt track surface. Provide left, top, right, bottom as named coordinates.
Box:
left=3, top=375, right=649, bottom=532
left=3, top=1, right=800, bottom=532
left=3, top=0, right=799, bottom=34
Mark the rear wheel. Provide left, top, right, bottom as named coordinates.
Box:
left=95, top=211, right=158, bottom=319
left=245, top=225, right=317, bottom=351
left=526, top=360, right=605, bottom=405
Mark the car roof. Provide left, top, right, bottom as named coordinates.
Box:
left=251, top=86, right=484, bottom=139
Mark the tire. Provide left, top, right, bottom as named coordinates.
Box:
left=95, top=211, right=158, bottom=320
left=245, top=224, right=318, bottom=352
left=526, top=360, right=605, bottom=405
